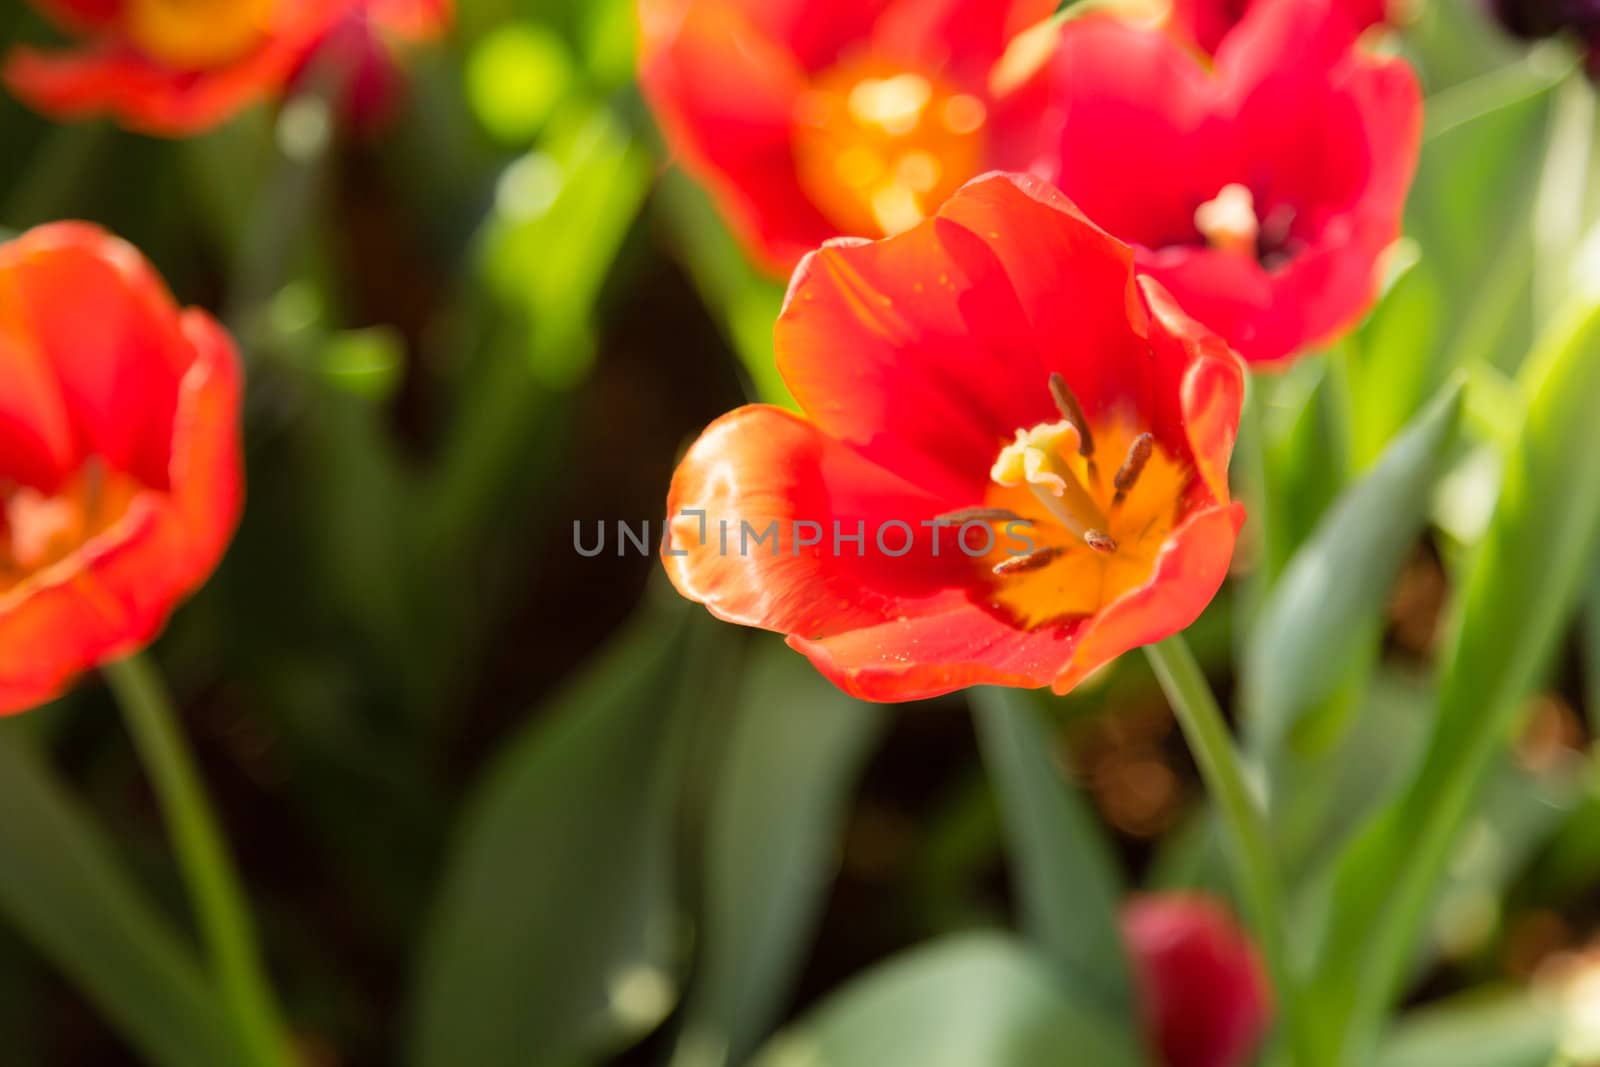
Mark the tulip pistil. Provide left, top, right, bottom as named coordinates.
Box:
left=1195, top=183, right=1260, bottom=257
left=1195, top=184, right=1305, bottom=269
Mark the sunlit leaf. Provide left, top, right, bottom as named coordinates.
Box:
left=0, top=729, right=248, bottom=1067
left=971, top=688, right=1132, bottom=1020
left=1375, top=990, right=1560, bottom=1067
left=1311, top=290, right=1600, bottom=1064
left=1244, top=378, right=1464, bottom=756
left=752, top=935, right=1148, bottom=1067
left=671, top=641, right=886, bottom=1067
left=483, top=101, right=651, bottom=389
left=411, top=602, right=694, bottom=1067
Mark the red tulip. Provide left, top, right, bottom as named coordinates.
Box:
left=1168, top=0, right=1396, bottom=55
left=1123, top=894, right=1273, bottom=1067
left=638, top=0, right=1059, bottom=272
left=662, top=173, right=1244, bottom=702
left=1035, top=0, right=1421, bottom=366
left=0, top=223, right=243, bottom=714
left=5, top=0, right=450, bottom=136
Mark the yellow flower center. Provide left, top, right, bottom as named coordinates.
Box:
left=124, top=0, right=274, bottom=69
left=956, top=376, right=1190, bottom=630
left=793, top=59, right=988, bottom=238
left=1, top=463, right=142, bottom=595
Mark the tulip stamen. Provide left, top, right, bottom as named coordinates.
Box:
left=992, top=545, right=1065, bottom=576
left=934, top=507, right=1025, bottom=525
left=1048, top=373, right=1094, bottom=458
left=82, top=456, right=105, bottom=527
left=1083, top=529, right=1118, bottom=554
left=1112, top=433, right=1155, bottom=507
left=1049, top=372, right=1100, bottom=486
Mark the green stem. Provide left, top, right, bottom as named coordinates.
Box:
left=104, top=655, right=293, bottom=1067
left=1145, top=636, right=1323, bottom=1067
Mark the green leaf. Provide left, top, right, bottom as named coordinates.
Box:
left=482, top=100, right=652, bottom=389
left=970, top=688, right=1132, bottom=1019
left=1312, top=292, right=1600, bottom=1064
left=1375, top=991, right=1561, bottom=1067
left=752, top=934, right=1147, bottom=1067
left=1243, top=378, right=1465, bottom=755
left=410, top=603, right=694, bottom=1067
left=1585, top=561, right=1600, bottom=736
left=0, top=728, right=248, bottom=1067
left=671, top=640, right=886, bottom=1067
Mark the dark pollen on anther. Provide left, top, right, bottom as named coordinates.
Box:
left=1048, top=372, right=1095, bottom=458
left=934, top=507, right=1025, bottom=526
left=993, top=545, right=1065, bottom=576
left=1113, top=432, right=1155, bottom=507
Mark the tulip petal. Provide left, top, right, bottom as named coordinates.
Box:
left=169, top=310, right=244, bottom=586
left=30, top=0, right=122, bottom=34
left=368, top=0, right=452, bottom=40
left=4, top=1, right=348, bottom=136
left=0, top=224, right=243, bottom=715
left=790, top=603, right=1087, bottom=702
left=1138, top=276, right=1245, bottom=501
left=1, top=223, right=190, bottom=488
left=873, top=0, right=1056, bottom=87
left=0, top=274, right=75, bottom=491
left=1047, top=18, right=1228, bottom=250
left=664, top=404, right=978, bottom=641
left=1048, top=5, right=1419, bottom=364
left=1123, top=894, right=1273, bottom=1067
left=638, top=0, right=838, bottom=271
left=1052, top=503, right=1245, bottom=695
left=778, top=175, right=1160, bottom=500
left=933, top=173, right=1158, bottom=422
left=0, top=494, right=190, bottom=714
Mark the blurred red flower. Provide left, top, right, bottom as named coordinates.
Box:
left=0, top=223, right=243, bottom=714
left=1038, top=0, right=1421, bottom=366
left=1169, top=0, right=1395, bottom=55
left=638, top=0, right=1059, bottom=272
left=663, top=174, right=1244, bottom=702
left=4, top=0, right=450, bottom=136
left=1124, top=894, right=1273, bottom=1067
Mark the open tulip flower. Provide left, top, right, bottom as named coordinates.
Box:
left=0, top=223, right=242, bottom=714
left=4, top=0, right=450, bottom=136
left=1039, top=0, right=1421, bottom=366
left=1167, top=0, right=1397, bottom=55
left=1124, top=895, right=1273, bottom=1067
left=664, top=173, right=1245, bottom=702
left=638, top=0, right=1058, bottom=272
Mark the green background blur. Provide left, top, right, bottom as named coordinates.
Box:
left=0, top=0, right=1598, bottom=1064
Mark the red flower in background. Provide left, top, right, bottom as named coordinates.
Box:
left=638, top=0, right=1059, bottom=272
left=0, top=223, right=242, bottom=714
left=1124, top=894, right=1273, bottom=1067
left=663, top=174, right=1244, bottom=702
left=1039, top=0, right=1421, bottom=366
left=1168, top=0, right=1396, bottom=55
left=4, top=0, right=450, bottom=136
